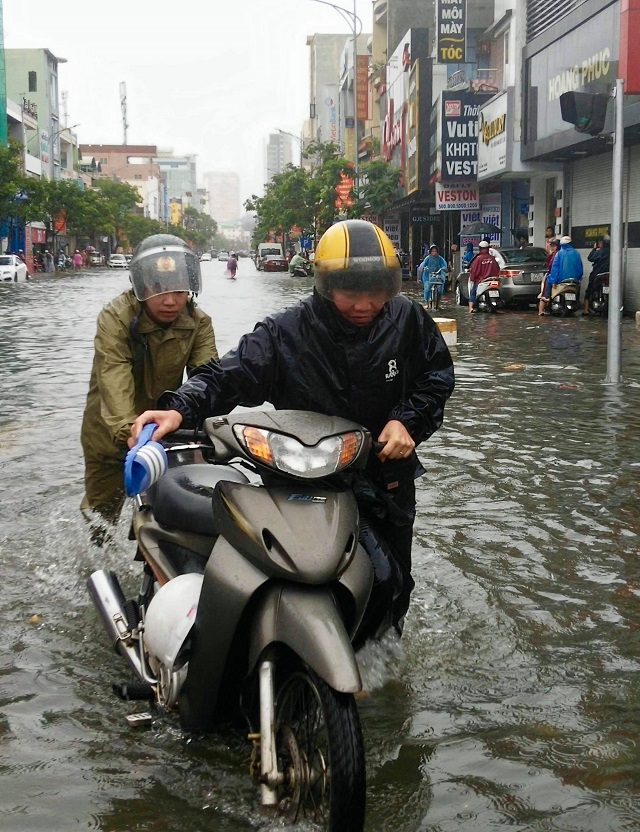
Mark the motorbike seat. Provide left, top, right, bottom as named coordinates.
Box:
left=151, top=463, right=249, bottom=536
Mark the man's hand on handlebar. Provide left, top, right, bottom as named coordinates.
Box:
left=376, top=419, right=415, bottom=461
left=128, top=410, right=184, bottom=447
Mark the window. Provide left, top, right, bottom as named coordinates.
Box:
left=99, top=157, right=108, bottom=164
left=28, top=71, right=37, bottom=92
left=134, top=174, right=142, bottom=180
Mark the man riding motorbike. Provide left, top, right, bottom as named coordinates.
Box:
left=467, top=240, right=500, bottom=313
left=583, top=234, right=610, bottom=315
left=80, top=234, right=217, bottom=524
left=130, top=220, right=455, bottom=635
left=540, top=235, right=583, bottom=307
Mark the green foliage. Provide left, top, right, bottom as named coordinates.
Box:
left=350, top=160, right=403, bottom=218
left=244, top=141, right=402, bottom=244
left=0, top=140, right=28, bottom=220
left=181, top=207, right=218, bottom=249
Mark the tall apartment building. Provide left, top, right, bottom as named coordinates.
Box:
left=204, top=171, right=240, bottom=223
left=265, top=132, right=293, bottom=184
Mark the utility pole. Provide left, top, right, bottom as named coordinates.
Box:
left=605, top=78, right=625, bottom=384
left=0, top=0, right=7, bottom=145
left=120, top=82, right=129, bottom=145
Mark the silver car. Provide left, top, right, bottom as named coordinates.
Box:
left=455, top=247, right=549, bottom=308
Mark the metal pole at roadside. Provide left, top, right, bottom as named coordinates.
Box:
left=605, top=78, right=625, bottom=384
left=352, top=0, right=359, bottom=187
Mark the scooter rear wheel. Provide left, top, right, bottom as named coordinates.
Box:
left=274, top=666, right=365, bottom=831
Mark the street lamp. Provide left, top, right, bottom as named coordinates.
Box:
left=277, top=128, right=304, bottom=165
left=309, top=0, right=362, bottom=185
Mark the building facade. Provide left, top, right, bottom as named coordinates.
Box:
left=265, top=132, right=293, bottom=184
left=156, top=151, right=198, bottom=210
left=204, top=171, right=240, bottom=224
left=5, top=48, right=65, bottom=180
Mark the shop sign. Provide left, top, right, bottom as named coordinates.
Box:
left=360, top=214, right=380, bottom=226
left=356, top=55, right=370, bottom=121
left=525, top=4, right=617, bottom=147
left=53, top=211, right=67, bottom=234
left=436, top=182, right=479, bottom=210
left=383, top=220, right=400, bottom=244
left=411, top=211, right=439, bottom=224
left=440, top=91, right=492, bottom=182
left=436, top=0, right=467, bottom=64
left=478, top=89, right=511, bottom=180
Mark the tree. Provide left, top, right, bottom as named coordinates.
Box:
left=181, top=207, right=218, bottom=250
left=350, top=159, right=403, bottom=219
left=0, top=141, right=26, bottom=223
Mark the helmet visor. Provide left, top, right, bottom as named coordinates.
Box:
left=315, top=254, right=402, bottom=299
left=130, top=246, right=201, bottom=300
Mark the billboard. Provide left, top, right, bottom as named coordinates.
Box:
left=435, top=182, right=479, bottom=211
left=440, top=91, right=492, bottom=181
left=356, top=55, right=370, bottom=121
left=436, top=0, right=467, bottom=64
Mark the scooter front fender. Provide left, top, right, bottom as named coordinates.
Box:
left=248, top=584, right=362, bottom=693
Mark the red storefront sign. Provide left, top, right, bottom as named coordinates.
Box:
left=31, top=227, right=47, bottom=244
left=334, top=172, right=354, bottom=209
left=381, top=98, right=404, bottom=162
left=356, top=55, right=370, bottom=121
left=620, top=0, right=640, bottom=94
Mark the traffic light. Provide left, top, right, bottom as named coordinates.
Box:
left=560, top=91, right=609, bottom=135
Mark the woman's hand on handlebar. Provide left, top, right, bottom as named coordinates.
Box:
left=128, top=410, right=184, bottom=447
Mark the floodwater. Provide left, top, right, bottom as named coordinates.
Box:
left=1, top=261, right=639, bottom=831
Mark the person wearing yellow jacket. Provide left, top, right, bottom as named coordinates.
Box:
left=80, top=234, right=217, bottom=521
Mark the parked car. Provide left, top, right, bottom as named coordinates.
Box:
left=89, top=251, right=105, bottom=266
left=454, top=246, right=548, bottom=308
left=200, top=252, right=212, bottom=261
left=256, top=243, right=285, bottom=270
left=218, top=250, right=229, bottom=261
left=0, top=254, right=28, bottom=282
left=108, top=253, right=129, bottom=269
left=262, top=254, right=288, bottom=273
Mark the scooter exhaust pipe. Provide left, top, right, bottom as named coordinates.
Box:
left=87, top=570, right=154, bottom=683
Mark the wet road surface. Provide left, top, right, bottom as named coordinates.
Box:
left=1, top=260, right=640, bottom=831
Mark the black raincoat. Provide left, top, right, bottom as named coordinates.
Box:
left=160, top=290, right=455, bottom=627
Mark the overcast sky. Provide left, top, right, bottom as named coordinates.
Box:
left=4, top=0, right=373, bottom=207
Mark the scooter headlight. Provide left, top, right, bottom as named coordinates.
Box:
left=234, top=425, right=362, bottom=478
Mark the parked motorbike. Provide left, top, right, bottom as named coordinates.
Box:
left=475, top=276, right=504, bottom=313
left=549, top=279, right=581, bottom=317
left=588, top=271, right=610, bottom=317
left=88, top=410, right=400, bottom=830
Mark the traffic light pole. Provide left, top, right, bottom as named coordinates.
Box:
left=605, top=79, right=624, bottom=384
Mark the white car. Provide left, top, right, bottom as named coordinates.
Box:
left=0, top=254, right=29, bottom=282
left=200, top=252, right=212, bottom=261
left=218, top=250, right=229, bottom=261
left=108, top=254, right=129, bottom=269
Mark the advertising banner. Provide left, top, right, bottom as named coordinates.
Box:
left=435, top=182, right=479, bottom=211
left=440, top=91, right=492, bottom=182
left=383, top=220, right=400, bottom=245
left=334, top=172, right=354, bottom=210
left=356, top=55, right=370, bottom=121
left=436, top=0, right=467, bottom=64
left=477, top=90, right=510, bottom=180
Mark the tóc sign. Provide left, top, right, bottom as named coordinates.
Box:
left=436, top=0, right=467, bottom=64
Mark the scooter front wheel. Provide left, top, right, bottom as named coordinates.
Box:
left=274, top=666, right=365, bottom=831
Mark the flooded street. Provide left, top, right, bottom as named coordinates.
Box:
left=1, top=262, right=640, bottom=831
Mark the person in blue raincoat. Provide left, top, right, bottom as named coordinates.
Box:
left=541, top=235, right=583, bottom=303
left=419, top=245, right=448, bottom=302
left=461, top=241, right=475, bottom=268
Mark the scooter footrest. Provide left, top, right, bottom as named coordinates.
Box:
left=112, top=682, right=154, bottom=701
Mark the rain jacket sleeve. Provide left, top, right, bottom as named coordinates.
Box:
left=387, top=304, right=454, bottom=446
left=93, top=307, right=141, bottom=445
left=187, top=314, right=218, bottom=374
left=159, top=324, right=277, bottom=426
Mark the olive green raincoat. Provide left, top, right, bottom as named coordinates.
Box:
left=81, top=290, right=217, bottom=515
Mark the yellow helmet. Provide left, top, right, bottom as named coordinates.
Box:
left=314, top=220, right=402, bottom=299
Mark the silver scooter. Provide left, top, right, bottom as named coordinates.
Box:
left=88, top=410, right=392, bottom=830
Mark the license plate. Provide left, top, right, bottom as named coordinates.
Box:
left=603, top=286, right=610, bottom=294
left=565, top=293, right=577, bottom=301
left=489, top=290, right=500, bottom=297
